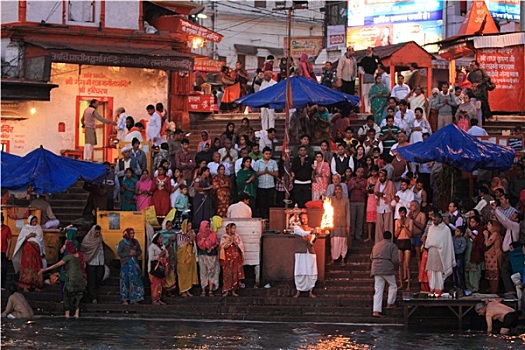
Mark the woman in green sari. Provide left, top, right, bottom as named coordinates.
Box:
left=369, top=74, right=390, bottom=126
left=236, top=156, right=257, bottom=212
left=160, top=220, right=177, bottom=294
left=121, top=168, right=137, bottom=211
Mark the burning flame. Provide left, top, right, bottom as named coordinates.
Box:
left=244, top=106, right=250, bottom=114
left=320, top=197, right=334, bottom=231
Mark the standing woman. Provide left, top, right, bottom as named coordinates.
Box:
left=235, top=61, right=250, bottom=97
left=369, top=74, right=389, bottom=126
left=148, top=232, right=168, bottom=305
left=160, top=220, right=177, bottom=294
left=12, top=215, right=45, bottom=292
left=236, top=157, right=257, bottom=211
left=117, top=228, right=144, bottom=305
left=407, top=86, right=429, bottom=120
left=177, top=220, right=198, bottom=297
left=136, top=169, right=153, bottom=211
left=192, top=167, right=213, bottom=228
left=220, top=122, right=238, bottom=148
left=220, top=66, right=240, bottom=113
left=483, top=220, right=503, bottom=294
left=311, top=152, right=331, bottom=200
left=365, top=165, right=379, bottom=243
left=80, top=225, right=105, bottom=304
left=197, top=130, right=212, bottom=152
left=298, top=53, right=316, bottom=81
left=465, top=215, right=485, bottom=293
left=151, top=166, right=172, bottom=217
left=40, top=241, right=86, bottom=318
left=121, top=168, right=137, bottom=211
left=212, top=164, right=231, bottom=218
left=196, top=220, right=220, bottom=297
left=219, top=223, right=245, bottom=297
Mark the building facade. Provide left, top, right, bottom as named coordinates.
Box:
left=1, top=0, right=220, bottom=159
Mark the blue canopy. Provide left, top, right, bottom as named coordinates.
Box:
left=235, top=76, right=360, bottom=109
left=1, top=147, right=107, bottom=194
left=1, top=151, right=22, bottom=168
left=396, top=124, right=515, bottom=172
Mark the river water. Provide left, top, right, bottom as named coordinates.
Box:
left=2, top=317, right=524, bottom=349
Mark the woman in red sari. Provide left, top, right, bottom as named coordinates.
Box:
left=12, top=215, right=45, bottom=292
left=219, top=223, right=245, bottom=297
left=311, top=152, right=331, bottom=200
left=211, top=164, right=231, bottom=217
left=151, top=165, right=172, bottom=217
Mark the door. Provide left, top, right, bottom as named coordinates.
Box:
left=76, top=96, right=114, bottom=162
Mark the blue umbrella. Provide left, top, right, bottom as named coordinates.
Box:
left=396, top=124, right=515, bottom=172
left=235, top=76, right=360, bottom=109
left=1, top=146, right=107, bottom=194
left=1, top=151, right=22, bottom=167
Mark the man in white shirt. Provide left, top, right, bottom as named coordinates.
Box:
left=390, top=74, right=411, bottom=101
left=255, top=128, right=276, bottom=151
left=467, top=118, right=488, bottom=136
left=259, top=72, right=277, bottom=130
left=336, top=46, right=358, bottom=95
left=218, top=139, right=238, bottom=173
left=391, top=179, right=415, bottom=220
left=234, top=148, right=249, bottom=175
left=357, top=115, right=381, bottom=142
left=378, top=64, right=391, bottom=90
left=227, top=193, right=252, bottom=218
left=146, top=104, right=164, bottom=146
left=208, top=152, right=231, bottom=177
left=394, top=100, right=415, bottom=136
left=443, top=201, right=463, bottom=231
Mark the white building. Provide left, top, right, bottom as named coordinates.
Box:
left=194, top=0, right=324, bottom=69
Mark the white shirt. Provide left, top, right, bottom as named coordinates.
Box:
left=207, top=161, right=231, bottom=177
left=326, top=183, right=348, bottom=198
left=390, top=83, right=411, bottom=100
left=227, top=201, right=252, bottom=218
left=330, top=155, right=355, bottom=175
left=124, top=131, right=143, bottom=142
left=147, top=112, right=162, bottom=145
left=234, top=157, right=243, bottom=175
left=391, top=189, right=415, bottom=219
left=447, top=210, right=463, bottom=231
left=376, top=182, right=391, bottom=214
left=468, top=126, right=488, bottom=136
left=255, top=130, right=273, bottom=150
left=357, top=123, right=381, bottom=137
left=394, top=110, right=415, bottom=135
left=260, top=79, right=277, bottom=91
left=116, top=112, right=128, bottom=141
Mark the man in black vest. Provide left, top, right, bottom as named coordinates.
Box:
left=444, top=201, right=463, bottom=233
left=292, top=146, right=313, bottom=208
left=330, top=143, right=354, bottom=182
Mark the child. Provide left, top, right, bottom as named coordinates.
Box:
left=174, top=185, right=190, bottom=222
left=453, top=226, right=467, bottom=290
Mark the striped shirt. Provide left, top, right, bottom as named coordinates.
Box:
left=253, top=158, right=278, bottom=189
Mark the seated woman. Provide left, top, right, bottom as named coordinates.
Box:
left=1, top=283, right=34, bottom=319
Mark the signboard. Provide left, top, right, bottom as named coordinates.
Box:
left=346, top=0, right=443, bottom=51
left=283, top=37, right=324, bottom=58
left=194, top=57, right=224, bottom=72
left=327, top=25, right=346, bottom=49
left=50, top=50, right=193, bottom=72
left=486, top=0, right=521, bottom=21
left=477, top=46, right=525, bottom=113
left=174, top=18, right=223, bottom=43
left=187, top=95, right=214, bottom=112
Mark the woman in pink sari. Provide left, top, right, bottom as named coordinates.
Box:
left=136, top=169, right=152, bottom=211
left=311, top=152, right=331, bottom=200
left=299, top=53, right=316, bottom=82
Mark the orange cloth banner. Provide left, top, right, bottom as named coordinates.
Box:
left=477, top=45, right=525, bottom=113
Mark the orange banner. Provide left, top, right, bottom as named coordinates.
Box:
left=477, top=46, right=525, bottom=112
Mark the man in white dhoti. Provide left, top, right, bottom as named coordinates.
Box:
left=425, top=212, right=456, bottom=297
left=293, top=213, right=318, bottom=298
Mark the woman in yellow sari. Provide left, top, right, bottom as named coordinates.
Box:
left=160, top=220, right=177, bottom=294
left=176, top=220, right=198, bottom=297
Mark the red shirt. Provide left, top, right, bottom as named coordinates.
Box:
left=1, top=224, right=12, bottom=253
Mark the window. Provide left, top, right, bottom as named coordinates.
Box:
left=68, top=0, right=95, bottom=22
left=237, top=54, right=246, bottom=67
left=257, top=57, right=265, bottom=69
left=254, top=1, right=266, bottom=9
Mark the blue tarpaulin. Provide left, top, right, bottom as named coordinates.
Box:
left=1, top=147, right=107, bottom=194
left=396, top=124, right=515, bottom=172
left=1, top=151, right=22, bottom=168
left=235, top=76, right=360, bottom=109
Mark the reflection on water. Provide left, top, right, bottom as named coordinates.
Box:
left=2, top=317, right=524, bottom=349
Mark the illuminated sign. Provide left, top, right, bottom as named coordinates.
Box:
left=346, top=0, right=443, bottom=51
left=486, top=0, right=520, bottom=21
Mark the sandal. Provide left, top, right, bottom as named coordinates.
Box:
left=201, top=291, right=206, bottom=297
left=208, top=291, right=215, bottom=297
left=222, top=291, right=229, bottom=297
left=232, top=291, right=239, bottom=297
